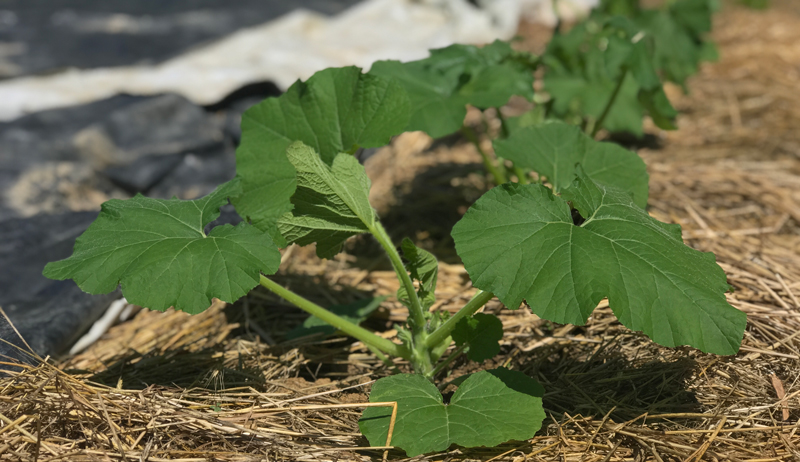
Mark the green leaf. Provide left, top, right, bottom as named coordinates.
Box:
left=397, top=238, right=439, bottom=310
left=493, top=121, right=649, bottom=208
left=285, top=296, right=386, bottom=340
left=451, top=169, right=746, bottom=354
left=277, top=142, right=376, bottom=259
left=504, top=106, right=546, bottom=135
left=370, top=40, right=535, bottom=139
left=43, top=180, right=281, bottom=313
left=359, top=368, right=545, bottom=456
left=452, top=313, right=504, bottom=362
left=638, top=86, right=678, bottom=130
left=671, top=0, right=714, bottom=35
left=233, top=66, right=410, bottom=241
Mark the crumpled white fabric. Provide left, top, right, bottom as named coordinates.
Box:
left=0, top=0, right=596, bottom=121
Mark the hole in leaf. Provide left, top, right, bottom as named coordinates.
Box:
left=441, top=391, right=454, bottom=404
left=571, top=207, right=586, bottom=226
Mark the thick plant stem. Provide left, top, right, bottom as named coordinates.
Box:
left=368, top=222, right=427, bottom=330
left=592, top=67, right=628, bottom=138
left=461, top=126, right=507, bottom=185
left=424, top=290, right=495, bottom=349
left=259, top=275, right=410, bottom=359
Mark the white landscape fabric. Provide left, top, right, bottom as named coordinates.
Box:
left=0, top=0, right=596, bottom=121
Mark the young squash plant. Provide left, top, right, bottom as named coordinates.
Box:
left=596, top=0, right=718, bottom=90
left=45, top=59, right=745, bottom=457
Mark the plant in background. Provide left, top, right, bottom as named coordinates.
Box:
left=366, top=1, right=714, bottom=187
left=541, top=13, right=678, bottom=137
left=596, top=0, right=719, bottom=90
left=44, top=57, right=746, bottom=455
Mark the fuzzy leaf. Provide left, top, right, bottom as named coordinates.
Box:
left=233, top=67, right=409, bottom=241
left=277, top=142, right=376, bottom=259
left=493, top=121, right=649, bottom=208
left=397, top=238, right=439, bottom=310
left=44, top=180, right=281, bottom=313
left=359, top=368, right=545, bottom=456
left=370, top=41, right=534, bottom=138
left=452, top=169, right=746, bottom=354
left=452, top=313, right=504, bottom=362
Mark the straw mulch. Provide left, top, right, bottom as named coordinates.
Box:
left=2, top=1, right=800, bottom=460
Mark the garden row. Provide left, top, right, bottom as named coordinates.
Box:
left=44, top=0, right=744, bottom=456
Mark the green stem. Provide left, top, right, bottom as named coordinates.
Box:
left=496, top=109, right=510, bottom=139
left=366, top=344, right=402, bottom=374
left=368, top=222, right=436, bottom=377
left=368, top=222, right=427, bottom=330
left=431, top=344, right=467, bottom=378
left=461, top=126, right=507, bottom=185
left=512, top=166, right=530, bottom=185
left=424, top=290, right=494, bottom=349
left=259, top=275, right=410, bottom=359
left=592, top=66, right=628, bottom=138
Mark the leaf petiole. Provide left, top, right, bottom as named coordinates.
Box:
left=461, top=126, right=507, bottom=185
left=424, top=290, right=494, bottom=349
left=430, top=343, right=468, bottom=378
left=368, top=222, right=427, bottom=330
left=258, top=275, right=411, bottom=359
left=592, top=66, right=628, bottom=138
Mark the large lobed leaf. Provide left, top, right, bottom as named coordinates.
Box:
left=233, top=66, right=410, bottom=241
left=370, top=40, right=535, bottom=139
left=277, top=142, right=376, bottom=259
left=452, top=169, right=746, bottom=355
left=360, top=368, right=545, bottom=456
left=493, top=121, right=649, bottom=208
left=44, top=180, right=281, bottom=313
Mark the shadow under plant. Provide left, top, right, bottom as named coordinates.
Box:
left=76, top=272, right=388, bottom=389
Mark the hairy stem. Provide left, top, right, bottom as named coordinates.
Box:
left=461, top=126, right=507, bottom=185
left=592, top=66, right=628, bottom=138
left=259, top=275, right=410, bottom=359
left=368, top=222, right=427, bottom=330
left=424, top=290, right=495, bottom=349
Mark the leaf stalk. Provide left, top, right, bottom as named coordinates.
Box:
left=461, top=126, right=507, bottom=185
left=258, top=275, right=410, bottom=359
left=592, top=66, right=628, bottom=138
left=430, top=343, right=468, bottom=378
left=368, top=222, right=428, bottom=330
left=424, top=290, right=494, bottom=349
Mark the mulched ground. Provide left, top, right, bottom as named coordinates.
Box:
left=2, top=1, right=800, bottom=460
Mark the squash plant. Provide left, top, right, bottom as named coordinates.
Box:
left=45, top=52, right=745, bottom=458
